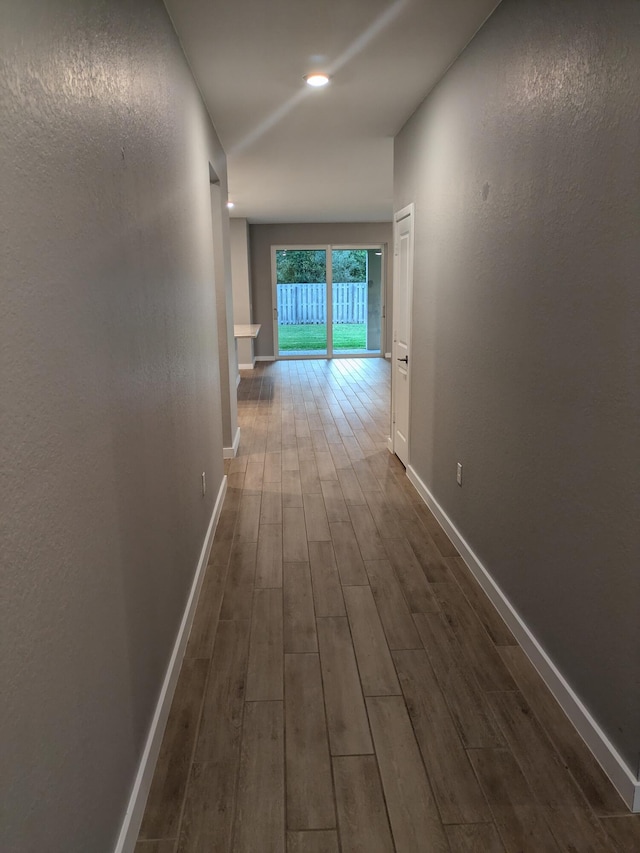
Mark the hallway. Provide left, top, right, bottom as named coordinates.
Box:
left=136, top=358, right=638, bottom=853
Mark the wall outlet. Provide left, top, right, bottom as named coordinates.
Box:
left=201, top=472, right=206, bottom=496
left=456, top=462, right=463, bottom=486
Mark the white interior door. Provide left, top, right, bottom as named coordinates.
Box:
left=391, top=204, right=414, bottom=466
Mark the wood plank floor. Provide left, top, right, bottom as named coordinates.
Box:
left=137, top=358, right=638, bottom=853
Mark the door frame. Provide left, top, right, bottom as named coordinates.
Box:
left=271, top=244, right=385, bottom=359
left=390, top=203, right=415, bottom=463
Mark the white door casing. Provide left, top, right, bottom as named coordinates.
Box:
left=391, top=204, right=414, bottom=466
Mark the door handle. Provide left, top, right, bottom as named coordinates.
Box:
left=397, top=356, right=408, bottom=364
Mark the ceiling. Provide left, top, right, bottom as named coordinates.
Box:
left=164, top=0, right=501, bottom=224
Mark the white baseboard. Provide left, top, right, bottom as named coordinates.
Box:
left=387, top=436, right=394, bottom=453
left=406, top=464, right=640, bottom=813
left=236, top=372, right=241, bottom=388
left=255, top=355, right=275, bottom=362
left=114, top=475, right=228, bottom=853
left=238, top=361, right=256, bottom=370
left=223, top=426, right=241, bottom=459
left=385, top=352, right=391, bottom=359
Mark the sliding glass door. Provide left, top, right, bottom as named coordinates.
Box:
left=274, top=248, right=328, bottom=357
left=332, top=248, right=382, bottom=355
left=273, top=245, right=383, bottom=359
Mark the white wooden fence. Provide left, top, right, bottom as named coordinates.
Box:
left=277, top=282, right=367, bottom=324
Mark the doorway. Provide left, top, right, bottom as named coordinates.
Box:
left=272, top=245, right=384, bottom=359
left=391, top=204, right=414, bottom=466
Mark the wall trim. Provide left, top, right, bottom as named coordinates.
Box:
left=238, top=361, right=256, bottom=370
left=113, top=475, right=228, bottom=853
left=385, top=352, right=391, bottom=359
left=223, top=426, right=241, bottom=459
left=255, top=355, right=275, bottom=362
left=386, top=436, right=394, bottom=454
left=406, top=464, right=640, bottom=813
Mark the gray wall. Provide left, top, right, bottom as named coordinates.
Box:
left=395, top=0, right=640, bottom=773
left=0, top=1, right=229, bottom=850
left=210, top=181, right=238, bottom=447
left=249, top=222, right=393, bottom=358
left=230, top=218, right=254, bottom=367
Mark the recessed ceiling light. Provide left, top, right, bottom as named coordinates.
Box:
left=226, top=201, right=235, bottom=209
left=304, top=73, right=330, bottom=88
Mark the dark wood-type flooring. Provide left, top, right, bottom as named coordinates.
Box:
left=137, top=358, right=639, bottom=852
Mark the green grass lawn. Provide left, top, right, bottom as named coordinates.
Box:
left=278, top=323, right=367, bottom=352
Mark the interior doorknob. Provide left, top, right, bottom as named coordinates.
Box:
left=397, top=356, right=408, bottom=364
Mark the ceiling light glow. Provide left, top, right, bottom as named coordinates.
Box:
left=226, top=201, right=235, bottom=208
left=304, top=73, right=330, bottom=88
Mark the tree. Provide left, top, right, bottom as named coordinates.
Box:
left=276, top=249, right=367, bottom=283
left=331, top=249, right=366, bottom=282
left=276, top=250, right=326, bottom=283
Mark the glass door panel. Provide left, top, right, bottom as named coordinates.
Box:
left=365, top=248, right=383, bottom=353
left=275, top=249, right=327, bottom=357
left=331, top=248, right=382, bottom=355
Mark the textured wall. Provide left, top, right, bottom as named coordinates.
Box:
left=249, top=222, right=393, bottom=358
left=210, top=181, right=238, bottom=447
left=0, top=1, right=228, bottom=849
left=395, top=0, right=640, bottom=772
left=230, top=218, right=254, bottom=367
